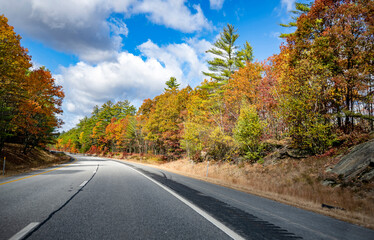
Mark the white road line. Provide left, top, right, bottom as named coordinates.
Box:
left=128, top=166, right=245, bottom=240
left=79, top=180, right=88, bottom=187
left=9, top=222, right=39, bottom=240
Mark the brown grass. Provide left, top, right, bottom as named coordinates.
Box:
left=108, top=152, right=374, bottom=229
left=0, top=143, right=71, bottom=178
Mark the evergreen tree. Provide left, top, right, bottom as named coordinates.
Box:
left=279, top=1, right=312, bottom=38
left=165, top=77, right=180, bottom=91
left=236, top=41, right=254, bottom=68
left=203, top=24, right=252, bottom=84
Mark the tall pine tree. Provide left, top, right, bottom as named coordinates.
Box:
left=203, top=24, right=253, bottom=85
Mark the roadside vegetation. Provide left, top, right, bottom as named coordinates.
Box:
left=0, top=143, right=70, bottom=177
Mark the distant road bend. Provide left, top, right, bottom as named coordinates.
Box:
left=1, top=155, right=373, bottom=240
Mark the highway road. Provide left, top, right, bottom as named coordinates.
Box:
left=1, top=155, right=373, bottom=240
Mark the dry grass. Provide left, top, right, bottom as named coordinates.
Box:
left=0, top=143, right=71, bottom=178
left=110, top=152, right=374, bottom=229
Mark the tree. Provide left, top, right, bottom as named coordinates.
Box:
left=236, top=41, right=254, bottom=68
left=0, top=15, right=32, bottom=154
left=279, top=1, right=312, bottom=38
left=224, top=61, right=264, bottom=118
left=165, top=77, right=180, bottom=91
left=223, top=59, right=280, bottom=139
left=233, top=104, right=264, bottom=161
left=181, top=87, right=212, bottom=160
left=13, top=67, right=64, bottom=152
left=203, top=24, right=253, bottom=84
left=144, top=85, right=191, bottom=159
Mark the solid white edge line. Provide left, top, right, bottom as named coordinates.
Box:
left=79, top=180, right=88, bottom=187
left=9, top=222, right=39, bottom=240
left=128, top=166, right=245, bottom=240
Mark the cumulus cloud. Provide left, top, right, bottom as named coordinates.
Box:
left=58, top=52, right=171, bottom=114
left=209, top=0, right=225, bottom=10
left=133, top=0, right=211, bottom=33
left=138, top=38, right=211, bottom=86
left=56, top=39, right=210, bottom=131
left=0, top=0, right=129, bottom=62
left=0, top=0, right=211, bottom=62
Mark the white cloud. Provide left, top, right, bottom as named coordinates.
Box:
left=108, top=17, right=129, bottom=37
left=133, top=0, right=211, bottom=33
left=0, top=0, right=211, bottom=62
left=209, top=0, right=225, bottom=10
left=281, top=0, right=296, bottom=12
left=56, top=39, right=210, bottom=131
left=138, top=38, right=211, bottom=86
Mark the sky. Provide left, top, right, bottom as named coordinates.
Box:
left=0, top=0, right=298, bottom=132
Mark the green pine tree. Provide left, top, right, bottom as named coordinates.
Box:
left=279, top=1, right=312, bottom=38
left=203, top=24, right=252, bottom=84
left=165, top=77, right=180, bottom=91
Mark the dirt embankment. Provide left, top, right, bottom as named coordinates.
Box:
left=0, top=143, right=71, bottom=178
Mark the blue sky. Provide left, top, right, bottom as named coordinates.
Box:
left=0, top=0, right=299, bottom=131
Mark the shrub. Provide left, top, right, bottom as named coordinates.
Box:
left=233, top=104, right=265, bottom=162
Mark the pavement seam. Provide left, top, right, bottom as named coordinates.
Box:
left=22, top=163, right=99, bottom=240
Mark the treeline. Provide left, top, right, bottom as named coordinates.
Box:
left=57, top=0, right=373, bottom=162
left=0, top=15, right=64, bottom=154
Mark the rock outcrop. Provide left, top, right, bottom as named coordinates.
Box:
left=331, top=139, right=374, bottom=181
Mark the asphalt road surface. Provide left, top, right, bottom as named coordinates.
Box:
left=1, top=154, right=373, bottom=240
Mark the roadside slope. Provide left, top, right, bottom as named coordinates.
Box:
left=0, top=143, right=70, bottom=178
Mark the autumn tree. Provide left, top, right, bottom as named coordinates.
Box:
left=182, top=86, right=212, bottom=160
left=224, top=62, right=264, bottom=118
left=13, top=67, right=64, bottom=152
left=144, top=83, right=191, bottom=159
left=0, top=15, right=32, bottom=154
left=273, top=0, right=374, bottom=152
left=314, top=0, right=374, bottom=132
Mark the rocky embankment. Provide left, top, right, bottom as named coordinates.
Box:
left=324, top=139, right=374, bottom=186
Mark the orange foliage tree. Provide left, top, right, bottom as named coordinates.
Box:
left=1, top=15, right=64, bottom=154
left=0, top=15, right=32, bottom=154
left=13, top=68, right=64, bottom=152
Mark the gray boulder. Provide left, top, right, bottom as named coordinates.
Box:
left=331, top=139, right=374, bottom=181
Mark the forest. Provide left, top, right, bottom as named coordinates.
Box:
left=56, top=0, right=373, bottom=163
left=0, top=15, right=64, bottom=155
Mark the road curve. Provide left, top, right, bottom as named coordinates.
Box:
left=0, top=154, right=373, bottom=240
